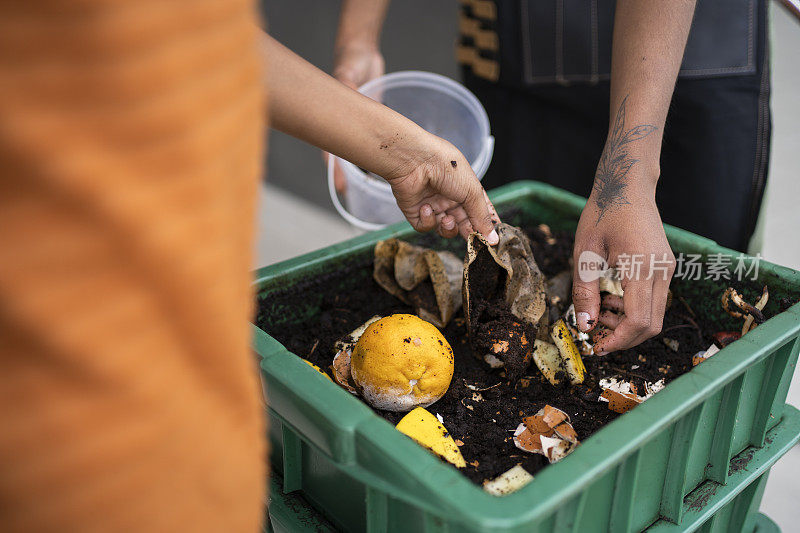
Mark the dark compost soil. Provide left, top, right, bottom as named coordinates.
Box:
left=256, top=220, right=799, bottom=487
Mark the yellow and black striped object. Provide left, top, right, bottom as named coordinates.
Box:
left=456, top=0, right=500, bottom=81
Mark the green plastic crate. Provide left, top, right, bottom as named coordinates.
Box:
left=254, top=181, right=800, bottom=533
left=264, top=406, right=800, bottom=533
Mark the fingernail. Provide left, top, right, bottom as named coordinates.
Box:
left=487, top=229, right=499, bottom=245
left=421, top=204, right=432, bottom=217
left=443, top=218, right=455, bottom=230
left=577, top=311, right=591, bottom=332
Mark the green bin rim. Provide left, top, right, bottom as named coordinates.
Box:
left=266, top=406, right=800, bottom=532
left=254, top=181, right=800, bottom=527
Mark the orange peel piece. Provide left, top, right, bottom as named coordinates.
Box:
left=331, top=349, right=358, bottom=394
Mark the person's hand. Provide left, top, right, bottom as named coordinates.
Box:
left=325, top=44, right=385, bottom=193
left=333, top=43, right=384, bottom=90
left=571, top=182, right=675, bottom=355
left=383, top=132, right=499, bottom=243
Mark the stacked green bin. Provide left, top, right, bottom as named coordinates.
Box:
left=254, top=181, right=800, bottom=532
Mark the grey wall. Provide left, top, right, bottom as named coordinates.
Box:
left=262, top=0, right=460, bottom=210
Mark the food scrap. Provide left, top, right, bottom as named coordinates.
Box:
left=350, top=314, right=454, bottom=411
left=549, top=319, right=586, bottom=384
left=483, top=465, right=534, bottom=496
left=692, top=344, right=720, bottom=366
left=722, top=286, right=769, bottom=335
left=260, top=213, right=800, bottom=495
left=396, top=407, right=466, bottom=468
left=331, top=349, right=358, bottom=393
left=330, top=316, right=382, bottom=394
left=513, top=405, right=579, bottom=463
left=598, top=269, right=624, bottom=297
left=598, top=377, right=665, bottom=413
left=303, top=359, right=333, bottom=381
left=373, top=239, right=463, bottom=328
left=463, top=224, right=547, bottom=380
left=531, top=340, right=562, bottom=385
left=713, top=331, right=741, bottom=347
left=662, top=337, right=680, bottom=352
left=564, top=304, right=594, bottom=356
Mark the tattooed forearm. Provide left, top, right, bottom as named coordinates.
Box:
left=592, top=95, right=657, bottom=223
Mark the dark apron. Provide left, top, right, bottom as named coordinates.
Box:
left=457, top=0, right=769, bottom=251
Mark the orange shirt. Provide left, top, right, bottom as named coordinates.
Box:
left=0, top=0, right=265, bottom=531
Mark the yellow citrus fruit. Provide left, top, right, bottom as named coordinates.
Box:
left=351, top=314, right=454, bottom=411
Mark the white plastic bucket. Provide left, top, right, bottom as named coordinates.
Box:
left=328, top=71, right=494, bottom=231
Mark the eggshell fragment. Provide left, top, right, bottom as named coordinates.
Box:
left=598, top=377, right=636, bottom=395
left=513, top=423, right=541, bottom=453
left=550, top=442, right=573, bottom=462
left=564, top=304, right=594, bottom=356
left=522, top=415, right=553, bottom=436
left=513, top=405, right=579, bottom=463
left=553, top=421, right=579, bottom=444
left=491, top=340, right=510, bottom=354
left=483, top=465, right=534, bottom=496
left=600, top=388, right=641, bottom=413
left=540, top=436, right=571, bottom=462
left=693, top=344, right=720, bottom=366
left=643, top=379, right=666, bottom=398
left=541, top=405, right=567, bottom=428
left=598, top=377, right=665, bottom=413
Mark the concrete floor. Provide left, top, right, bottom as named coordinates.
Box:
left=256, top=2, right=800, bottom=529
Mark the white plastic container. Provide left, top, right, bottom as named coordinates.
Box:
left=328, top=71, right=494, bottom=230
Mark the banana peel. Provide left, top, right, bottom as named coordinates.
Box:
left=550, top=319, right=586, bottom=384
left=532, top=340, right=562, bottom=385
left=396, top=407, right=466, bottom=468
left=531, top=319, right=586, bottom=385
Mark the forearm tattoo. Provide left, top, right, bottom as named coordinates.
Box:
left=592, top=95, right=657, bottom=223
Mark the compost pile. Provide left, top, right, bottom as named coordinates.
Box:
left=257, top=221, right=796, bottom=489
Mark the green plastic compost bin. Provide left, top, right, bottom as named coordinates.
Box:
left=263, top=408, right=800, bottom=533
left=254, top=181, right=800, bottom=533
